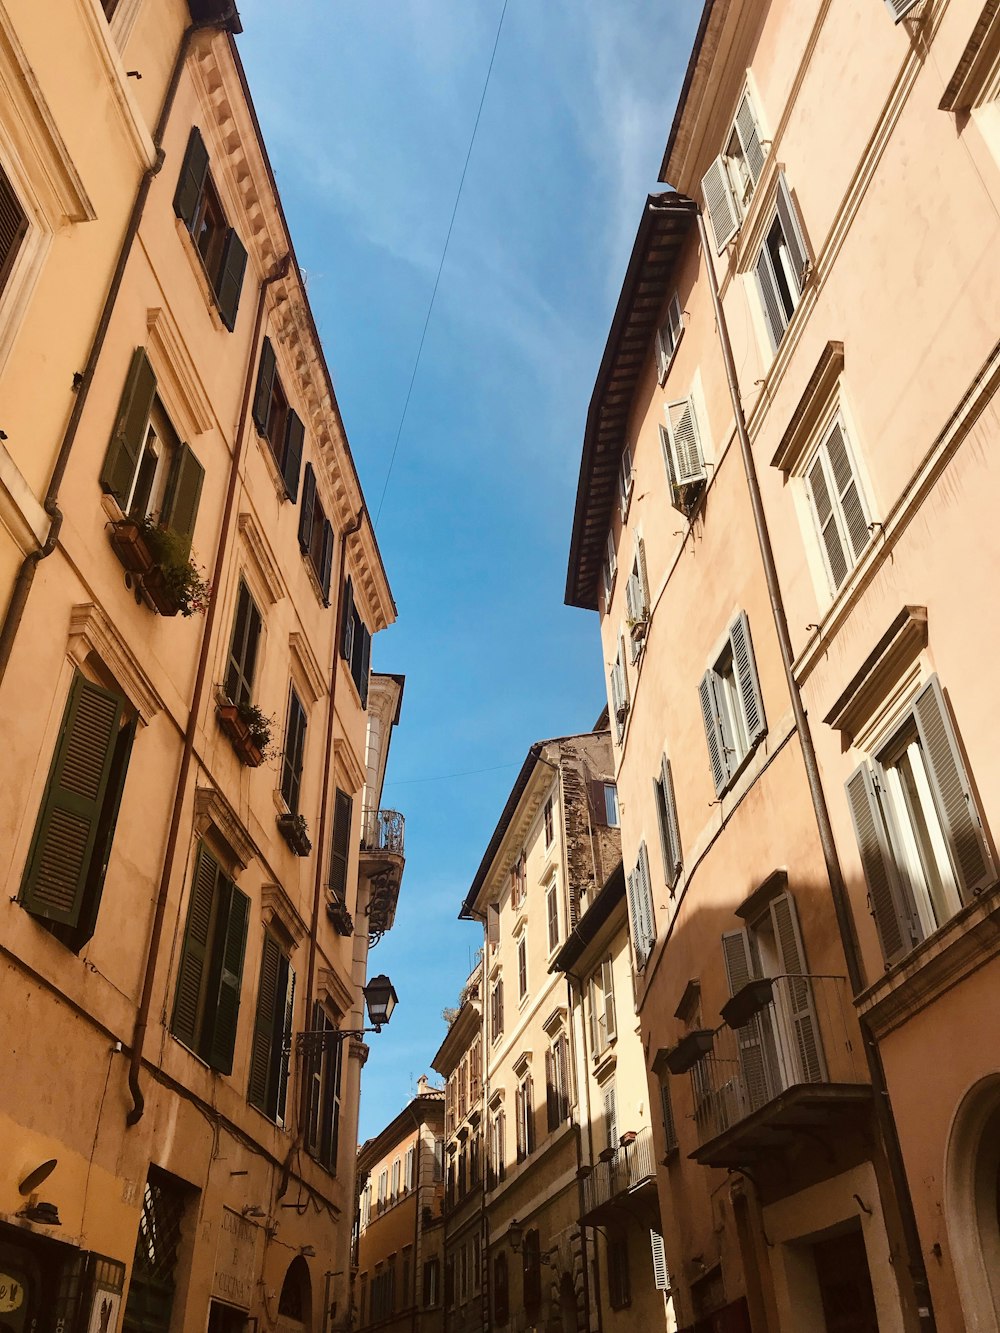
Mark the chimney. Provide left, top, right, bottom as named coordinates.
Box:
left=416, top=1074, right=431, bottom=1096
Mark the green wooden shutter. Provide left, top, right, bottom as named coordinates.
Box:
left=319, top=520, right=334, bottom=605
left=252, top=337, right=277, bottom=435
left=248, top=932, right=281, bottom=1112
left=298, top=462, right=316, bottom=553
left=215, top=228, right=247, bottom=332
left=282, top=411, right=304, bottom=502
left=171, top=844, right=221, bottom=1049
left=206, top=879, right=249, bottom=1075
left=160, top=442, right=204, bottom=556
left=730, top=611, right=766, bottom=747
left=275, top=961, right=295, bottom=1123
left=21, top=674, right=124, bottom=927
left=75, top=711, right=137, bottom=947
left=280, top=690, right=307, bottom=814
left=321, top=1031, right=343, bottom=1170
left=340, top=576, right=355, bottom=661
left=329, top=788, right=353, bottom=901
left=699, top=671, right=728, bottom=794
left=172, top=126, right=209, bottom=229
left=224, top=581, right=261, bottom=708
left=845, top=762, right=916, bottom=966
left=912, top=674, right=994, bottom=900
left=100, top=348, right=156, bottom=507
left=358, top=624, right=371, bottom=709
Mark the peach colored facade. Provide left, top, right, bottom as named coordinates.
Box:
left=567, top=2, right=1000, bottom=1332
left=0, top=4, right=402, bottom=1333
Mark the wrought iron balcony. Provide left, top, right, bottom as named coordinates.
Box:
left=687, top=974, right=871, bottom=1171
left=581, top=1126, right=656, bottom=1222
left=359, top=807, right=405, bottom=939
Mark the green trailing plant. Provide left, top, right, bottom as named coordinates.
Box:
left=236, top=700, right=275, bottom=758
left=138, top=515, right=211, bottom=617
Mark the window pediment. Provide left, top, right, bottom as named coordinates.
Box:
left=193, top=786, right=257, bottom=873
left=823, top=606, right=928, bottom=747
left=261, top=882, right=307, bottom=951
left=68, top=602, right=164, bottom=725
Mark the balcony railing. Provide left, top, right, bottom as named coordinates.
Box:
left=687, top=974, right=869, bottom=1167
left=362, top=806, right=405, bottom=856
left=582, top=1125, right=656, bottom=1220
left=360, top=808, right=405, bottom=940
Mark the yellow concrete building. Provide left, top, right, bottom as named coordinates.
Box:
left=0, top=3, right=404, bottom=1331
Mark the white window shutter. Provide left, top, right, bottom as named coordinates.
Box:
left=668, top=294, right=683, bottom=355
left=807, top=452, right=849, bottom=590
left=649, top=1231, right=670, bottom=1291
left=755, top=247, right=785, bottom=352
left=602, top=956, right=616, bottom=1041
left=734, top=91, right=766, bottom=187
left=701, top=155, right=739, bottom=252
left=825, top=420, right=871, bottom=562
left=655, top=326, right=669, bottom=382
left=637, top=841, right=656, bottom=955
left=626, top=868, right=645, bottom=967
left=721, top=928, right=772, bottom=1109
left=845, top=763, right=918, bottom=965
left=636, top=537, right=650, bottom=616
left=625, top=572, right=638, bottom=623
left=659, top=754, right=682, bottom=889
left=775, top=172, right=810, bottom=295
left=769, top=892, right=826, bottom=1083
left=664, top=398, right=706, bottom=488
left=885, top=0, right=921, bottom=20
left=699, top=670, right=729, bottom=795
left=729, top=611, right=766, bottom=746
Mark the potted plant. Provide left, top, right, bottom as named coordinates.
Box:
left=628, top=615, right=648, bottom=644
left=110, top=516, right=156, bottom=575
left=136, top=519, right=211, bottom=617
left=277, top=811, right=312, bottom=856
left=217, top=697, right=274, bottom=768
left=327, top=897, right=354, bottom=936
left=721, top=977, right=774, bottom=1030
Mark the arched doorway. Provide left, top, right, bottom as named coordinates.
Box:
left=946, top=1074, right=1000, bottom=1332
left=276, top=1256, right=312, bottom=1333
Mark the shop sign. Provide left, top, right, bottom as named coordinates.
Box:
left=212, top=1208, right=260, bottom=1310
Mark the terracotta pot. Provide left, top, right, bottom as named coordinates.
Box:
left=142, top=566, right=181, bottom=617
left=110, top=520, right=154, bottom=576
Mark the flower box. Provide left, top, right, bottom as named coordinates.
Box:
left=278, top=812, right=312, bottom=857
left=664, top=1029, right=715, bottom=1075
left=142, top=565, right=182, bottom=617
left=327, top=898, right=354, bottom=937
left=110, top=518, right=155, bottom=576
left=216, top=703, right=265, bottom=768
left=721, top=977, right=774, bottom=1030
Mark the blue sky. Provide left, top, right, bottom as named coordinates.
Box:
left=237, top=0, right=703, bottom=1142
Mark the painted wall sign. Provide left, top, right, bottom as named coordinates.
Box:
left=212, top=1207, right=260, bottom=1310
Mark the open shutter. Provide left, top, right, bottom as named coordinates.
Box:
left=329, top=788, right=352, bottom=901
left=664, top=398, right=705, bottom=487
left=734, top=92, right=765, bottom=187
left=602, top=956, right=616, bottom=1041
left=298, top=462, right=316, bottom=554
left=826, top=420, right=870, bottom=563
left=660, top=1078, right=678, bottom=1152
left=626, top=868, right=644, bottom=966
left=699, top=671, right=729, bottom=794
left=358, top=624, right=372, bottom=709
left=100, top=348, right=156, bottom=507
left=650, top=1231, right=670, bottom=1291
left=657, top=293, right=684, bottom=384
left=160, top=442, right=204, bottom=555
left=722, top=928, right=772, bottom=1111
left=807, top=450, right=849, bottom=589
left=21, top=675, right=124, bottom=926
left=912, top=675, right=994, bottom=899
left=658, top=754, right=683, bottom=889
left=845, top=762, right=918, bottom=965
left=281, top=410, right=305, bottom=502
left=340, top=576, right=355, bottom=662
left=76, top=711, right=137, bottom=946
left=252, top=337, right=277, bottom=435
left=317, top=520, right=334, bottom=606
left=275, top=961, right=296, bottom=1122
left=589, top=779, right=608, bottom=827
left=172, top=126, right=209, bottom=229
left=730, top=611, right=766, bottom=747
left=755, top=246, right=786, bottom=353
left=775, top=173, right=810, bottom=294
left=248, top=932, right=281, bottom=1112
left=215, top=228, right=247, bottom=332
left=207, top=879, right=249, bottom=1075
left=769, top=892, right=825, bottom=1083
left=171, top=844, right=220, bottom=1049
left=885, top=0, right=921, bottom=23
left=637, top=841, right=656, bottom=956
left=545, top=1050, right=557, bottom=1131
left=701, top=155, right=739, bottom=252
left=636, top=537, right=650, bottom=615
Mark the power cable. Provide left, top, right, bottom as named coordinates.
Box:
left=383, top=759, right=521, bottom=787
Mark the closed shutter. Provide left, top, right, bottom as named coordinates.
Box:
left=21, top=674, right=125, bottom=927
left=734, top=91, right=765, bottom=186
left=699, top=670, right=728, bottom=795
left=215, top=228, right=247, bottom=332
left=358, top=623, right=372, bottom=709
left=650, top=1231, right=670, bottom=1291
left=100, top=348, right=157, bottom=507
left=280, top=690, right=307, bottom=814
left=557, top=1034, right=570, bottom=1116
left=545, top=1050, right=557, bottom=1131
left=275, top=961, right=295, bottom=1122
left=604, top=1084, right=617, bottom=1148
left=497, top=977, right=503, bottom=1032
left=775, top=173, right=810, bottom=294
left=769, top=891, right=825, bottom=1083
left=636, top=841, right=656, bottom=956
left=171, top=844, right=221, bottom=1049
left=206, top=878, right=249, bottom=1075
left=722, top=928, right=771, bottom=1111
left=807, top=450, right=848, bottom=589
left=494, top=1253, right=508, bottom=1325
left=172, top=126, right=209, bottom=229
left=845, top=762, right=917, bottom=965
left=660, top=1078, right=677, bottom=1152
left=826, top=420, right=870, bottom=563
left=755, top=246, right=786, bottom=352
left=329, top=788, right=353, bottom=901
left=224, top=582, right=261, bottom=708
left=248, top=932, right=283, bottom=1114
left=75, top=710, right=136, bottom=947
left=664, top=398, right=705, bottom=487
left=321, top=1028, right=343, bottom=1169
left=886, top=0, right=921, bottom=22
left=298, top=462, right=316, bottom=554
left=160, top=442, right=204, bottom=555
left=657, top=754, right=682, bottom=889
left=340, top=576, right=355, bottom=662
left=701, top=155, right=739, bottom=252
left=636, top=537, right=650, bottom=615
left=282, top=410, right=305, bottom=502
left=319, top=520, right=334, bottom=605
left=730, top=611, right=766, bottom=746
left=626, top=868, right=644, bottom=965
left=252, top=337, right=277, bottom=435
left=912, top=675, right=994, bottom=899
left=0, top=166, right=28, bottom=295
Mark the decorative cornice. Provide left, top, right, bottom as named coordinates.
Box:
left=542, top=1006, right=567, bottom=1038
left=770, top=342, right=845, bottom=473
left=822, top=607, right=928, bottom=744
left=333, top=734, right=368, bottom=798
left=289, top=630, right=327, bottom=705
left=193, top=786, right=258, bottom=872
left=146, top=306, right=214, bottom=437
left=236, top=512, right=285, bottom=605
left=318, top=965, right=355, bottom=1017
left=67, top=603, right=165, bottom=725
left=261, top=882, right=307, bottom=950
left=349, top=1038, right=370, bottom=1066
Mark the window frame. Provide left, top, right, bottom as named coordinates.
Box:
left=280, top=685, right=308, bottom=815
left=699, top=610, right=767, bottom=797
left=802, top=413, right=872, bottom=596
left=753, top=173, right=811, bottom=354
left=545, top=877, right=560, bottom=954
left=172, top=126, right=247, bottom=333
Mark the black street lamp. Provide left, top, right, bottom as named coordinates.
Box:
left=293, top=974, right=399, bottom=1056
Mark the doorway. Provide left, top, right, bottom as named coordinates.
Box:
left=811, top=1225, right=879, bottom=1333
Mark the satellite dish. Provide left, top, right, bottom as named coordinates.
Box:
left=19, top=1160, right=57, bottom=1195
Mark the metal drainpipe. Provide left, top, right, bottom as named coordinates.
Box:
left=564, top=970, right=602, bottom=1333
left=126, top=251, right=290, bottom=1124
left=0, top=13, right=236, bottom=690
left=695, top=208, right=936, bottom=1332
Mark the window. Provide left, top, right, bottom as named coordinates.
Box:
left=618, top=445, right=634, bottom=516
left=173, top=127, right=247, bottom=331
left=19, top=671, right=136, bottom=951
left=490, top=976, right=504, bottom=1043
left=405, top=1144, right=415, bottom=1192
left=660, top=396, right=707, bottom=515
left=515, top=1073, right=535, bottom=1161
left=886, top=0, right=921, bottom=19
left=402, top=1247, right=412, bottom=1309
left=170, top=842, right=250, bottom=1074
left=423, top=1259, right=439, bottom=1308
left=603, top=782, right=619, bottom=827
left=627, top=842, right=656, bottom=968
left=546, top=879, right=560, bottom=952
left=434, top=1137, right=444, bottom=1181
left=391, top=1157, right=401, bottom=1199
left=610, top=632, right=629, bottom=742
left=470, top=1038, right=482, bottom=1102
left=280, top=687, right=307, bottom=814
left=545, top=1034, right=570, bottom=1131
left=523, top=1229, right=542, bottom=1315
left=608, top=1232, right=631, bottom=1309
left=543, top=794, right=555, bottom=847
left=510, top=852, right=526, bottom=909
left=328, top=788, right=353, bottom=903
left=805, top=416, right=871, bottom=592
left=846, top=675, right=994, bottom=967
left=361, top=1183, right=371, bottom=1229
left=305, top=1002, right=343, bottom=1171
left=100, top=349, right=205, bottom=546
left=251, top=337, right=305, bottom=500
left=754, top=174, right=810, bottom=352
left=122, top=1167, right=188, bottom=1333
left=588, top=955, right=617, bottom=1057
left=489, top=1109, right=505, bottom=1185
left=602, top=527, right=618, bottom=606
left=654, top=752, right=683, bottom=890
left=298, top=462, right=335, bottom=604
left=655, top=293, right=684, bottom=383
left=517, top=934, right=528, bottom=1000
left=458, top=1242, right=468, bottom=1303
left=660, top=1075, right=678, bottom=1154
left=247, top=930, right=295, bottom=1123
left=473, top=1232, right=481, bottom=1292
left=625, top=537, right=650, bottom=663
left=0, top=164, right=28, bottom=300
left=603, top=1082, right=618, bottom=1151
left=493, top=1252, right=509, bottom=1326
left=341, top=577, right=373, bottom=708
left=699, top=611, right=766, bottom=795
left=487, top=901, right=501, bottom=952
left=372, top=1265, right=396, bottom=1322
left=701, top=89, right=766, bottom=251
left=224, top=580, right=262, bottom=708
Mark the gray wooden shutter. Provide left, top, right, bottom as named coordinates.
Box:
left=722, top=928, right=771, bottom=1111
left=807, top=451, right=848, bottom=589
left=650, top=1231, right=670, bottom=1291
left=730, top=610, right=766, bottom=747
left=886, top=0, right=921, bottom=21
left=252, top=337, right=277, bottom=435
left=171, top=844, right=221, bottom=1049
left=659, top=754, right=682, bottom=889
left=626, top=868, right=643, bottom=965
left=826, top=420, right=870, bottom=563
left=215, top=228, right=247, bottom=332
left=699, top=671, right=729, bottom=794
left=21, top=675, right=124, bottom=926
left=775, top=172, right=809, bottom=294
left=340, top=576, right=355, bottom=662
left=76, top=711, right=137, bottom=946
left=160, top=442, right=204, bottom=555
left=755, top=246, right=785, bottom=352
left=282, top=410, right=305, bottom=502
left=329, top=788, right=353, bottom=901
left=589, top=779, right=608, bottom=827
left=734, top=92, right=765, bottom=186
left=172, top=126, right=209, bottom=229
left=769, top=891, right=825, bottom=1083
left=100, top=348, right=156, bottom=507
left=637, top=841, right=656, bottom=955
left=912, top=675, right=994, bottom=899
left=298, top=462, right=316, bottom=553
left=207, top=878, right=249, bottom=1075
left=701, top=155, right=739, bottom=252
left=845, top=762, right=916, bottom=965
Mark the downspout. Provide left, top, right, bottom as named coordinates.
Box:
left=695, top=209, right=936, bottom=1332
left=564, top=969, right=601, bottom=1333
left=0, top=13, right=235, bottom=689
left=126, top=250, right=290, bottom=1124
left=405, top=1102, right=422, bottom=1333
